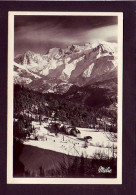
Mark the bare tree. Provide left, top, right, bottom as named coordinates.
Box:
left=104, top=131, right=117, bottom=142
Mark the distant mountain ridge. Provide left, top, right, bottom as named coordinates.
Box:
left=14, top=40, right=118, bottom=94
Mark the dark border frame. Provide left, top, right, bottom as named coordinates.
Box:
left=0, top=1, right=135, bottom=194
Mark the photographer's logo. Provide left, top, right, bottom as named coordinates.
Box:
left=98, top=166, right=112, bottom=173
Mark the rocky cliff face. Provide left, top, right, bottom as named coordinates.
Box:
left=14, top=40, right=117, bottom=94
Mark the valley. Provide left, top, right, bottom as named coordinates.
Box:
left=13, top=40, right=118, bottom=178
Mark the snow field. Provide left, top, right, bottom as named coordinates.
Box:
left=24, top=121, right=117, bottom=159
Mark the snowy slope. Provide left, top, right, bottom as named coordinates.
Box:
left=23, top=121, right=117, bottom=159
left=14, top=61, right=41, bottom=85
left=14, top=40, right=118, bottom=93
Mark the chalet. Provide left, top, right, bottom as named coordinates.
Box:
left=60, top=125, right=67, bottom=133
left=84, top=136, right=92, bottom=142
left=53, top=123, right=61, bottom=131
left=65, top=126, right=81, bottom=137
left=71, top=128, right=81, bottom=136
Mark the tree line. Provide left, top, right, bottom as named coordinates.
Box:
left=14, top=84, right=117, bottom=139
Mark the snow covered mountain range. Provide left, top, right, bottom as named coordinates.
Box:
left=14, top=40, right=118, bottom=94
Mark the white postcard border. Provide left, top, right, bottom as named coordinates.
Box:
left=7, top=11, right=123, bottom=184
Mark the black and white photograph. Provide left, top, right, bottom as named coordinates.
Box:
left=7, top=12, right=123, bottom=184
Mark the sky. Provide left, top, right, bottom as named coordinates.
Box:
left=14, top=15, right=118, bottom=56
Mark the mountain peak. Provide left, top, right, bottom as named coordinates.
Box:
left=14, top=40, right=117, bottom=94
left=89, top=40, right=116, bottom=53
left=25, top=50, right=35, bottom=56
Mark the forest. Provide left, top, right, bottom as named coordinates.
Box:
left=13, top=84, right=117, bottom=139
left=13, top=84, right=117, bottom=178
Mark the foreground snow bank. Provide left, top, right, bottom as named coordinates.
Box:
left=24, top=121, right=117, bottom=159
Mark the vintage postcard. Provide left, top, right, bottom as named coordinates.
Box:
left=7, top=11, right=123, bottom=184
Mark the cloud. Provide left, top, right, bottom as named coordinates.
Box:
left=86, top=25, right=117, bottom=42
left=14, top=16, right=118, bottom=55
